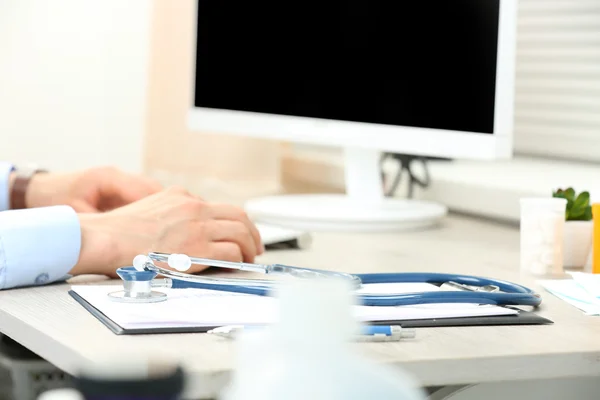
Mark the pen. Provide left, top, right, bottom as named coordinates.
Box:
left=206, top=325, right=416, bottom=342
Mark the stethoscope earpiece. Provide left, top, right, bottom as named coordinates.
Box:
left=132, top=253, right=192, bottom=272
left=133, top=254, right=149, bottom=271
left=167, top=254, right=192, bottom=272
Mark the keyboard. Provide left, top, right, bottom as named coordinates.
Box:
left=256, top=223, right=312, bottom=249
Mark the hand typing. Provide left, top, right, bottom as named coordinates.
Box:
left=72, top=186, right=263, bottom=277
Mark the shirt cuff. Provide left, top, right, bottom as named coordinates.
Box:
left=0, top=205, right=81, bottom=289
left=0, top=162, right=14, bottom=211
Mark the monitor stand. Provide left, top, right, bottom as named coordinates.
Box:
left=244, top=148, right=448, bottom=232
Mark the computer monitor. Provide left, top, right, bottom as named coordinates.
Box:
left=188, top=0, right=517, bottom=232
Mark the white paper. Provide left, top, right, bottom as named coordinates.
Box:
left=539, top=274, right=600, bottom=316
left=567, top=272, right=600, bottom=298
left=356, top=282, right=439, bottom=295
left=71, top=282, right=518, bottom=331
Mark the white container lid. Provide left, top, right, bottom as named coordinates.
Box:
left=520, top=197, right=567, bottom=212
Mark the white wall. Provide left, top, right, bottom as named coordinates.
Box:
left=0, top=0, right=152, bottom=173
left=513, top=0, right=600, bottom=162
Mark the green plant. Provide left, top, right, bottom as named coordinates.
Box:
left=552, top=187, right=592, bottom=221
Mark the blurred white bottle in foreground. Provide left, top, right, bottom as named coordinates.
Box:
left=220, top=277, right=427, bottom=400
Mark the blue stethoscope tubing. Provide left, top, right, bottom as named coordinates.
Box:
left=168, top=272, right=541, bottom=307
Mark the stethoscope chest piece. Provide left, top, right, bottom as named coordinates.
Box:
left=108, top=266, right=167, bottom=303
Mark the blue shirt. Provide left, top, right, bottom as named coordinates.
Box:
left=0, top=162, right=81, bottom=289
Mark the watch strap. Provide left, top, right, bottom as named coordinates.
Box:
left=10, top=166, right=47, bottom=210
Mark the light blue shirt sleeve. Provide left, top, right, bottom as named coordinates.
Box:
left=0, top=205, right=81, bottom=289
left=0, top=161, right=14, bottom=211
left=0, top=162, right=81, bottom=289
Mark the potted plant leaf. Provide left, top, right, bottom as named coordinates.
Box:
left=553, top=188, right=593, bottom=268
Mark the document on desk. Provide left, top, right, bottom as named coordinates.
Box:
left=539, top=273, right=600, bottom=316
left=70, top=282, right=518, bottom=333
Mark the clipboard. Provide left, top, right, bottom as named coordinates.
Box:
left=69, top=290, right=553, bottom=336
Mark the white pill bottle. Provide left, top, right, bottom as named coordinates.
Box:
left=220, top=278, right=427, bottom=400
left=520, top=197, right=567, bottom=276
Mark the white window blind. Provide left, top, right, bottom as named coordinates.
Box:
left=514, top=0, right=600, bottom=162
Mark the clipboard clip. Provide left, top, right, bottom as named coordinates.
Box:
left=441, top=281, right=501, bottom=293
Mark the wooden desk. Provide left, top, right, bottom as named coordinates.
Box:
left=1, top=214, right=600, bottom=399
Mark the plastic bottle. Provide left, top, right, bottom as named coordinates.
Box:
left=520, top=197, right=567, bottom=276
left=38, top=388, right=84, bottom=400
left=220, top=277, right=427, bottom=400
left=39, top=355, right=184, bottom=400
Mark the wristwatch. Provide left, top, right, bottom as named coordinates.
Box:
left=10, top=165, right=47, bottom=210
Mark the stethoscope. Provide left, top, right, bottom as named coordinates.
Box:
left=107, top=252, right=542, bottom=308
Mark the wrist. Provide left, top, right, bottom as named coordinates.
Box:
left=72, top=214, right=120, bottom=276
left=25, top=172, right=53, bottom=208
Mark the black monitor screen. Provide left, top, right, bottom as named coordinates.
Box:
left=194, top=1, right=500, bottom=134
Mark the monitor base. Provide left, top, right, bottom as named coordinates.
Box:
left=244, top=194, right=448, bottom=232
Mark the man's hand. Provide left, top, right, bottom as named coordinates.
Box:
left=25, top=166, right=163, bottom=212
left=72, top=186, right=264, bottom=277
